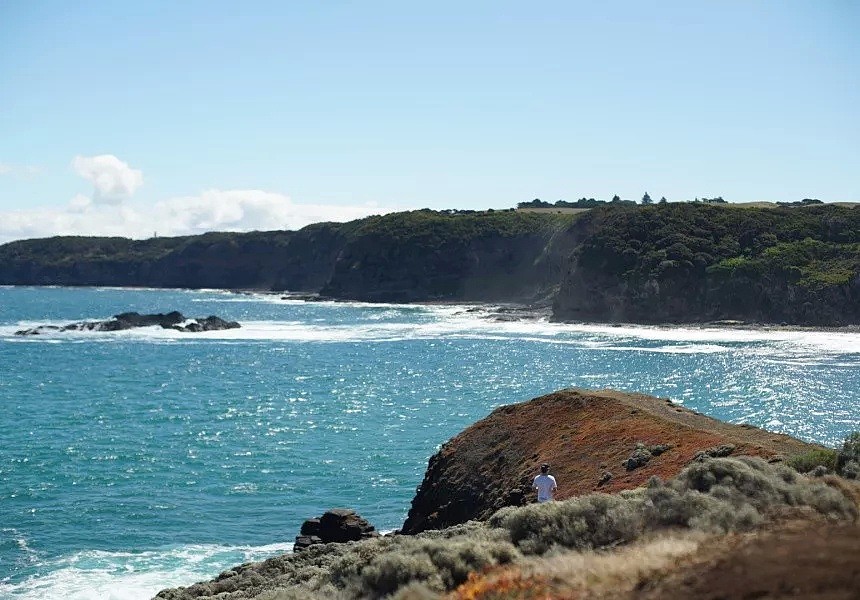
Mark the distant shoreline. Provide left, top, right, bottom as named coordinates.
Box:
left=4, top=284, right=859, bottom=334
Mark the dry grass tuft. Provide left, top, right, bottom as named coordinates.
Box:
left=448, top=532, right=706, bottom=600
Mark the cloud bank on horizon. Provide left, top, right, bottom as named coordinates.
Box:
left=0, top=155, right=399, bottom=244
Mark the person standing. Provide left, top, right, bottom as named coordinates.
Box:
left=533, top=463, right=557, bottom=503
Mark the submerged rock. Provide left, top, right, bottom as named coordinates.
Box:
left=15, top=311, right=240, bottom=335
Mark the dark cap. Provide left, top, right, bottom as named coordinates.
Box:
left=540, top=463, right=549, bottom=472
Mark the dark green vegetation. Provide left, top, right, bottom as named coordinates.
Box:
left=318, top=209, right=576, bottom=302
left=155, top=456, right=858, bottom=599
left=1, top=203, right=858, bottom=324
left=553, top=203, right=860, bottom=325
left=0, top=210, right=576, bottom=304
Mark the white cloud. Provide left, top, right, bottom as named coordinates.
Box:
left=0, top=189, right=402, bottom=244
left=72, top=155, right=143, bottom=204
left=68, top=194, right=92, bottom=213
left=0, top=162, right=42, bottom=178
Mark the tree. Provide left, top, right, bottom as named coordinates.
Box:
left=611, top=194, right=621, bottom=203
left=659, top=196, right=668, bottom=204
left=642, top=192, right=653, bottom=205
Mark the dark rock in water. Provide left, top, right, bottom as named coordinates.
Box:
left=175, top=315, right=240, bottom=332
left=294, top=508, right=378, bottom=552
left=15, top=311, right=240, bottom=335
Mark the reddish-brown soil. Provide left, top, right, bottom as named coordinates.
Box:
left=636, top=520, right=860, bottom=600
left=402, top=388, right=823, bottom=534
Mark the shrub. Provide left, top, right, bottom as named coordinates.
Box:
left=489, top=493, right=643, bottom=554
left=347, top=538, right=519, bottom=597
left=838, top=432, right=860, bottom=476
left=489, top=456, right=857, bottom=556
left=787, top=449, right=838, bottom=474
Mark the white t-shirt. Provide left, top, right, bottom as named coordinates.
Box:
left=533, top=473, right=557, bottom=502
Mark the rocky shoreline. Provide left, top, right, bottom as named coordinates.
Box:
left=154, top=388, right=859, bottom=600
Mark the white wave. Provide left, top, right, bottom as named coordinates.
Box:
left=0, top=542, right=292, bottom=600
left=3, top=303, right=859, bottom=355
left=602, top=343, right=730, bottom=354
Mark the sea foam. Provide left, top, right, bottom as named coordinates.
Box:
left=0, top=542, right=292, bottom=600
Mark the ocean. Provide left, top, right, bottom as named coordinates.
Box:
left=1, top=286, right=858, bottom=599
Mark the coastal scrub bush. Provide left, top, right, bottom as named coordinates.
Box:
left=345, top=538, right=519, bottom=598
left=838, top=431, right=860, bottom=478
left=667, top=456, right=855, bottom=519
left=787, top=448, right=838, bottom=474
left=489, top=493, right=642, bottom=554
left=489, top=457, right=857, bottom=557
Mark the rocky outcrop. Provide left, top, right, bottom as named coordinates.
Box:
left=401, top=388, right=824, bottom=534
left=293, top=508, right=378, bottom=552
left=15, top=311, right=240, bottom=335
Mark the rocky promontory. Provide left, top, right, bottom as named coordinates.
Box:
left=15, top=311, right=240, bottom=335
left=401, top=388, right=823, bottom=534
left=154, top=388, right=859, bottom=600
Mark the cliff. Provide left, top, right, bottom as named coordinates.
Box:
left=0, top=210, right=577, bottom=303
left=1, top=203, right=858, bottom=325
left=553, top=203, right=860, bottom=326
left=401, top=388, right=822, bottom=534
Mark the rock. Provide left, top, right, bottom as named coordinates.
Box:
left=623, top=443, right=672, bottom=471
left=597, top=470, right=613, bottom=486
left=401, top=389, right=827, bottom=535
left=172, top=315, right=240, bottom=332
left=693, top=444, right=736, bottom=461
left=650, top=444, right=672, bottom=456
left=623, top=444, right=653, bottom=471
left=15, top=311, right=240, bottom=335
left=294, top=508, right=377, bottom=552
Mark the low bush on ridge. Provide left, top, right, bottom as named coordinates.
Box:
left=489, top=456, right=855, bottom=555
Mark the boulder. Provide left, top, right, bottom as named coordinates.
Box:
left=294, top=508, right=378, bottom=552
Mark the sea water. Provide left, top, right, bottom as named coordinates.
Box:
left=0, top=286, right=858, bottom=599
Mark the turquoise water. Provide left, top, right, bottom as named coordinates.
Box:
left=1, top=287, right=858, bottom=599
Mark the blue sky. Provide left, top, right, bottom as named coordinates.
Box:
left=0, top=1, right=858, bottom=241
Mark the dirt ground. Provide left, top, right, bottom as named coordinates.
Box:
left=635, top=520, right=860, bottom=600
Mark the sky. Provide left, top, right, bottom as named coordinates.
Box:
left=0, top=0, right=858, bottom=242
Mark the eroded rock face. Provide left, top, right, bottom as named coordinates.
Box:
left=15, top=311, right=240, bottom=335
left=294, top=508, right=378, bottom=552
left=401, top=388, right=825, bottom=535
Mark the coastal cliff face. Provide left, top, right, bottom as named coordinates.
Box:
left=1, top=204, right=858, bottom=325
left=0, top=210, right=576, bottom=304
left=553, top=203, right=860, bottom=325
left=321, top=211, right=578, bottom=302
left=401, top=388, right=821, bottom=534
left=0, top=225, right=349, bottom=291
